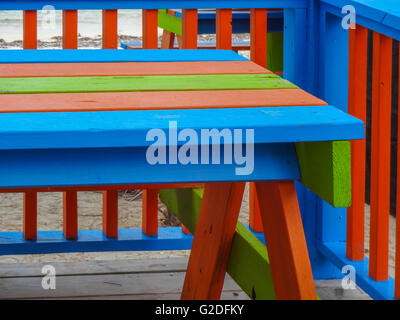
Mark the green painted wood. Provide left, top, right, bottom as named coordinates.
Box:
left=158, top=187, right=276, bottom=300
left=296, top=141, right=351, bottom=208
left=0, top=74, right=297, bottom=94
left=267, top=32, right=283, bottom=73
left=158, top=9, right=182, bottom=36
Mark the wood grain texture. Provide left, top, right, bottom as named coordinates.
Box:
left=0, top=74, right=296, bottom=94
left=296, top=141, right=351, bottom=208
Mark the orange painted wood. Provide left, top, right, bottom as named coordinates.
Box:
left=255, top=181, right=316, bottom=300
left=250, top=9, right=268, bottom=68
left=395, top=53, right=400, bottom=300
left=216, top=9, right=232, bottom=50
left=182, top=225, right=191, bottom=234
left=0, top=89, right=326, bottom=114
left=0, top=61, right=271, bottom=78
left=63, top=191, right=78, bottom=240
left=181, top=182, right=245, bottom=299
left=142, top=189, right=159, bottom=236
left=346, top=25, right=368, bottom=261
left=249, top=182, right=263, bottom=233
left=103, top=190, right=118, bottom=238
left=369, top=32, right=392, bottom=281
left=23, top=10, right=37, bottom=49
left=63, top=10, right=78, bottom=49
left=142, top=9, right=158, bottom=49
left=23, top=191, right=37, bottom=241
left=102, top=9, right=118, bottom=49
left=161, top=30, right=175, bottom=49
left=182, top=9, right=198, bottom=49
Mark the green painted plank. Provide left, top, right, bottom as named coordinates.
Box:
left=0, top=74, right=296, bottom=94
left=296, top=140, right=351, bottom=207
left=158, top=9, right=183, bottom=36
left=267, top=32, right=283, bottom=73
left=159, top=187, right=276, bottom=300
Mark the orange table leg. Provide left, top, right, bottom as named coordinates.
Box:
left=142, top=9, right=158, bottom=49
left=142, top=189, right=158, bottom=236
left=255, top=181, right=316, bottom=300
left=182, top=9, right=198, bottom=49
left=347, top=25, right=368, bottom=260
left=395, top=52, right=400, bottom=299
left=23, top=191, right=37, bottom=241
left=103, top=190, right=118, bottom=238
left=63, top=191, right=78, bottom=240
left=369, top=32, right=392, bottom=281
left=23, top=10, right=37, bottom=49
left=161, top=30, right=175, bottom=49
left=250, top=9, right=267, bottom=68
left=63, top=10, right=78, bottom=49
left=181, top=182, right=245, bottom=300
left=249, top=182, right=263, bottom=232
left=181, top=225, right=191, bottom=235
left=216, top=9, right=232, bottom=50
left=102, top=9, right=118, bottom=49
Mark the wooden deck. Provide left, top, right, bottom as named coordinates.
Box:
left=0, top=257, right=371, bottom=300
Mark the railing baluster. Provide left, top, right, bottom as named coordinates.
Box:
left=63, top=10, right=78, bottom=49
left=346, top=25, right=368, bottom=261
left=369, top=31, right=392, bottom=281
left=396, top=51, right=400, bottom=299
left=23, top=191, right=37, bottom=240
left=103, top=190, right=118, bottom=238
left=23, top=10, right=37, bottom=49
left=216, top=9, right=232, bottom=50
left=250, top=8, right=267, bottom=68
left=142, top=9, right=158, bottom=49
left=63, top=190, right=78, bottom=240
left=142, top=189, right=158, bottom=236
left=182, top=9, right=198, bottom=49
left=102, top=9, right=118, bottom=49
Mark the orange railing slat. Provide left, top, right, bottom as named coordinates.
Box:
left=396, top=50, right=400, bottom=299
left=142, top=9, right=158, bottom=49
left=63, top=10, right=78, bottom=49
left=23, top=10, right=37, bottom=49
left=182, top=9, right=198, bottom=49
left=102, top=9, right=118, bottom=49
left=216, top=9, right=232, bottom=50
left=250, top=8, right=267, bottom=68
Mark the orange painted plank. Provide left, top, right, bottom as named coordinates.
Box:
left=182, top=225, right=191, bottom=234
left=182, top=9, right=198, bottom=49
left=250, top=9, right=268, bottom=68
left=216, top=9, right=232, bottom=50
left=142, top=189, right=159, bottom=236
left=102, top=9, right=118, bottom=49
left=63, top=10, right=78, bottom=49
left=23, top=10, right=37, bottom=49
left=0, top=89, right=326, bottom=113
left=369, top=32, right=392, bottom=281
left=396, top=53, right=400, bottom=300
left=346, top=25, right=368, bottom=261
left=23, top=191, right=37, bottom=241
left=142, top=9, right=158, bottom=49
left=181, top=182, right=245, bottom=299
left=63, top=191, right=78, bottom=240
left=0, top=61, right=271, bottom=78
left=161, top=30, right=175, bottom=49
left=103, top=190, right=118, bottom=238
left=255, top=181, right=316, bottom=300
left=249, top=182, right=263, bottom=233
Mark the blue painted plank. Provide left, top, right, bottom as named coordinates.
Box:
left=0, top=106, right=364, bottom=150
left=121, top=41, right=251, bottom=49
left=318, top=242, right=396, bottom=300
left=0, top=143, right=301, bottom=187
left=0, top=49, right=246, bottom=64
left=0, top=0, right=308, bottom=10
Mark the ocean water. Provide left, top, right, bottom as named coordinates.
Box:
left=0, top=9, right=155, bottom=42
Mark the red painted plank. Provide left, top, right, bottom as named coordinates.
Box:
left=216, top=9, right=232, bottom=50
left=142, top=9, right=158, bottom=49
left=103, top=190, right=118, bottom=238
left=181, top=182, right=245, bottom=299
left=369, top=32, right=392, bottom=281
left=102, top=9, right=118, bottom=49
left=346, top=25, right=368, bottom=261
left=182, top=9, right=198, bottom=49
left=142, top=189, right=159, bottom=236
left=255, top=181, right=316, bottom=299
left=23, top=10, right=37, bottom=49
left=63, top=191, right=78, bottom=240
left=250, top=9, right=267, bottom=68
left=23, top=191, right=37, bottom=241
left=63, top=10, right=78, bottom=49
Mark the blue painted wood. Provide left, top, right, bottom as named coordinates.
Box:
left=121, top=41, right=251, bottom=49
left=0, top=106, right=364, bottom=150
left=0, top=0, right=308, bottom=10
left=318, top=242, right=396, bottom=300
left=0, top=49, right=246, bottom=64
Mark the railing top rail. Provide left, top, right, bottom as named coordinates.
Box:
left=0, top=0, right=308, bottom=10
left=321, top=0, right=400, bottom=40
